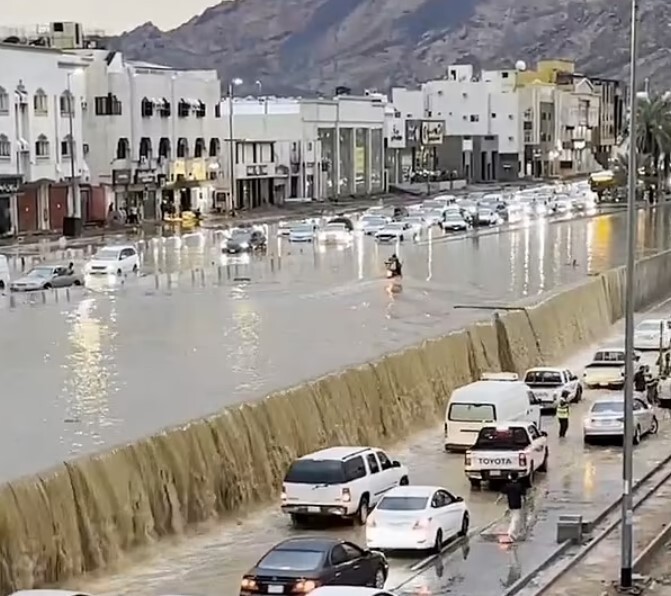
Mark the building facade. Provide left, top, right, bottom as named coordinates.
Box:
left=221, top=94, right=386, bottom=209
left=77, top=49, right=224, bottom=219
left=0, top=42, right=93, bottom=235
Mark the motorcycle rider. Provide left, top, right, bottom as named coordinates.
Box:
left=385, top=253, right=402, bottom=277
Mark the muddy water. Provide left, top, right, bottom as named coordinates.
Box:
left=1, top=207, right=671, bottom=482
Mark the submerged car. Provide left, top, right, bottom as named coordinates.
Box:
left=318, top=222, right=352, bottom=243
left=375, top=222, right=413, bottom=242
left=84, top=245, right=139, bottom=275
left=359, top=215, right=390, bottom=235
left=10, top=265, right=83, bottom=291
left=441, top=211, right=469, bottom=231
left=288, top=223, right=318, bottom=242
left=223, top=228, right=267, bottom=253
left=240, top=537, right=389, bottom=595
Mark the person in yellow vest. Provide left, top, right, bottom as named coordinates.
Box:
left=557, top=396, right=570, bottom=438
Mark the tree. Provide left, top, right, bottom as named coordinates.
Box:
left=633, top=94, right=671, bottom=201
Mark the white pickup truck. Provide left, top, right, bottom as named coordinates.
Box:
left=582, top=347, right=641, bottom=389
left=464, top=422, right=548, bottom=489
left=523, top=367, right=582, bottom=412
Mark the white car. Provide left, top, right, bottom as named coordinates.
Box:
left=550, top=195, right=572, bottom=213
left=401, top=215, right=426, bottom=234
left=474, top=208, right=500, bottom=226
left=84, top=244, right=139, bottom=276
left=359, top=215, right=390, bottom=235
left=375, top=222, right=413, bottom=242
left=366, top=485, right=469, bottom=553
left=634, top=319, right=671, bottom=351
left=310, top=589, right=397, bottom=596
left=583, top=396, right=658, bottom=444
left=318, top=223, right=351, bottom=243
left=281, top=446, right=409, bottom=526
left=288, top=223, right=317, bottom=242
left=442, top=211, right=469, bottom=231
left=583, top=347, right=641, bottom=389
left=523, top=367, right=582, bottom=411
left=418, top=208, right=443, bottom=227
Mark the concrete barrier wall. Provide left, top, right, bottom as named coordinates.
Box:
left=3, top=248, right=671, bottom=592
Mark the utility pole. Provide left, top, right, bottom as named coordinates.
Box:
left=227, top=78, right=242, bottom=213
left=620, top=0, right=638, bottom=588
left=66, top=72, right=79, bottom=219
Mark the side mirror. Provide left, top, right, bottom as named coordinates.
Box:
left=392, top=460, right=401, bottom=468
left=455, top=495, right=464, bottom=502
left=540, top=431, right=548, bottom=437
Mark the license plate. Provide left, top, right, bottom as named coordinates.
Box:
left=307, top=506, right=320, bottom=513
left=268, top=586, right=284, bottom=594
left=489, top=471, right=501, bottom=477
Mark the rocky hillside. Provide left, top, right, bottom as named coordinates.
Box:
left=110, top=0, right=671, bottom=95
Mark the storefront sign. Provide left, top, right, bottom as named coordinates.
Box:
left=0, top=175, right=22, bottom=194
left=421, top=120, right=444, bottom=145
left=406, top=120, right=421, bottom=146
left=136, top=171, right=156, bottom=185
left=386, top=117, right=406, bottom=149
left=246, top=165, right=269, bottom=177
left=112, top=169, right=131, bottom=185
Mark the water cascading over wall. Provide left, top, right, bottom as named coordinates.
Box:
left=1, top=248, right=670, bottom=593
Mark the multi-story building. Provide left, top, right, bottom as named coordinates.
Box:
left=390, top=64, right=524, bottom=183
left=221, top=93, right=386, bottom=209
left=0, top=41, right=92, bottom=236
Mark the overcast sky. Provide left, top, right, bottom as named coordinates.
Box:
left=3, top=0, right=220, bottom=34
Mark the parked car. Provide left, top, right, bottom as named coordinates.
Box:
left=10, top=265, right=83, bottom=292
left=375, top=222, right=414, bottom=242
left=281, top=446, right=409, bottom=526
left=523, top=367, right=582, bottom=412
left=583, top=396, right=658, bottom=444
left=223, top=228, right=268, bottom=253
left=633, top=319, right=671, bottom=351
left=84, top=245, right=139, bottom=276
left=365, top=485, right=469, bottom=553
left=441, top=211, right=469, bottom=232
left=240, top=538, right=389, bottom=595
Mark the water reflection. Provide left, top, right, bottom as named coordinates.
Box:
left=61, top=297, right=118, bottom=453
left=227, top=300, right=262, bottom=391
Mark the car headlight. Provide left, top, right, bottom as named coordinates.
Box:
left=239, top=242, right=249, bottom=249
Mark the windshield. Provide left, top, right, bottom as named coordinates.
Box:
left=444, top=212, right=462, bottom=220
left=230, top=229, right=251, bottom=239
left=422, top=201, right=441, bottom=209
left=291, top=225, right=313, bottom=233
left=594, top=350, right=625, bottom=362
left=284, top=459, right=345, bottom=484
left=591, top=401, right=624, bottom=414
left=258, top=549, right=324, bottom=571
left=377, top=496, right=428, bottom=511
left=326, top=223, right=347, bottom=231
left=524, top=371, right=562, bottom=384
left=386, top=223, right=404, bottom=230
left=405, top=217, right=423, bottom=224
left=448, top=403, right=496, bottom=422
left=475, top=427, right=531, bottom=449
left=26, top=267, right=54, bottom=278
left=637, top=321, right=662, bottom=332
left=362, top=217, right=386, bottom=225
left=94, top=249, right=120, bottom=260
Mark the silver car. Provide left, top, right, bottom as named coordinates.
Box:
left=10, top=265, right=83, bottom=292
left=583, top=396, right=658, bottom=444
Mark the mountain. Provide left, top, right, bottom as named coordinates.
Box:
left=109, top=0, right=671, bottom=96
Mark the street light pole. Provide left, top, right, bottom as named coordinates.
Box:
left=227, top=78, right=243, bottom=213
left=66, top=72, right=78, bottom=218
left=620, top=0, right=639, bottom=588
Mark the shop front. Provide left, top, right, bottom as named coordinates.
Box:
left=0, top=175, right=21, bottom=236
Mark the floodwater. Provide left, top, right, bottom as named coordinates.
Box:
left=1, top=206, right=671, bottom=481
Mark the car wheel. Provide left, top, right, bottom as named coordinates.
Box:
left=633, top=425, right=642, bottom=445
left=432, top=529, right=443, bottom=554
left=574, top=385, right=583, bottom=402
left=73, top=279, right=82, bottom=286
left=399, top=235, right=404, bottom=241
left=400, top=475, right=409, bottom=486
left=650, top=417, right=659, bottom=435
left=290, top=513, right=308, bottom=528
left=116, top=269, right=122, bottom=276
left=459, top=512, right=470, bottom=537
left=355, top=496, right=369, bottom=525
left=373, top=566, right=386, bottom=589
left=43, top=283, right=52, bottom=290
left=468, top=478, right=481, bottom=490
left=132, top=264, right=138, bottom=273
left=0, top=280, right=4, bottom=290
left=538, top=449, right=549, bottom=472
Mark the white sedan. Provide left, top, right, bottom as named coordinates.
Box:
left=318, top=223, right=351, bottom=243
left=401, top=215, right=427, bottom=234
left=633, top=319, right=671, bottom=351
left=375, top=222, right=414, bottom=242
left=84, top=244, right=139, bottom=276
left=583, top=396, right=658, bottom=444
left=366, top=485, right=469, bottom=552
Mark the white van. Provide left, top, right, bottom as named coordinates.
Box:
left=0, top=254, right=9, bottom=291
left=444, top=379, right=542, bottom=451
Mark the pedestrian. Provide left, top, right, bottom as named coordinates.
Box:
left=557, top=396, right=570, bottom=438
left=633, top=365, right=647, bottom=401
left=504, top=472, right=527, bottom=542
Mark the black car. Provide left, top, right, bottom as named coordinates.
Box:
left=224, top=229, right=267, bottom=253
left=240, top=537, right=389, bottom=595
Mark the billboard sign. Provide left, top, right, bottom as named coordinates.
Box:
left=421, top=120, right=444, bottom=145
left=386, top=117, right=406, bottom=148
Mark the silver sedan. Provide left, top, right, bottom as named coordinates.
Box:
left=10, top=265, right=84, bottom=292
left=583, top=396, right=658, bottom=444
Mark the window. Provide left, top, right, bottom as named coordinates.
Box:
left=502, top=71, right=509, bottom=79
left=141, top=98, right=153, bottom=118
left=448, top=403, right=495, bottom=422
left=508, top=114, right=514, bottom=120
left=195, top=100, right=206, bottom=118
left=59, top=91, right=73, bottom=116
left=331, top=543, right=362, bottom=565
left=35, top=134, right=49, bottom=158
left=343, top=456, right=366, bottom=481
left=528, top=425, right=541, bottom=440
left=214, top=103, right=221, bottom=118
left=159, top=99, right=171, bottom=117
left=366, top=453, right=380, bottom=474
left=0, top=134, right=9, bottom=158
left=491, top=113, right=497, bottom=118
left=34, top=89, right=48, bottom=115
left=178, top=99, right=190, bottom=118
left=378, top=496, right=427, bottom=511
left=116, top=138, right=129, bottom=160
left=284, top=459, right=346, bottom=484
left=158, top=137, right=171, bottom=160
left=470, top=115, right=479, bottom=122
left=176, top=138, right=188, bottom=158
left=94, top=96, right=107, bottom=115
left=0, top=87, right=8, bottom=114
left=475, top=427, right=531, bottom=449
left=259, top=549, right=324, bottom=572
left=61, top=135, right=74, bottom=158
left=208, top=138, right=220, bottom=157
left=194, top=137, right=205, bottom=158
left=139, top=137, right=152, bottom=159
left=94, top=94, right=122, bottom=116
left=376, top=451, right=392, bottom=470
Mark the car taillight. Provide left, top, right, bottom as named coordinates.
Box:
left=465, top=454, right=471, bottom=466
left=240, top=577, right=258, bottom=591
left=295, top=579, right=319, bottom=593
left=519, top=453, right=527, bottom=467
left=413, top=518, right=432, bottom=530
left=341, top=487, right=351, bottom=503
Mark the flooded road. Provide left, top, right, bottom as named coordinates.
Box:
left=74, top=305, right=671, bottom=595
left=2, top=206, right=671, bottom=481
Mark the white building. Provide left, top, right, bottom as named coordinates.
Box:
left=390, top=64, right=524, bottom=183
left=0, top=42, right=90, bottom=235
left=76, top=49, right=224, bottom=218
left=220, top=93, right=387, bottom=209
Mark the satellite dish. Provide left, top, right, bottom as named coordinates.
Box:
left=515, top=60, right=527, bottom=72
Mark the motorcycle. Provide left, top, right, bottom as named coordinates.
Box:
left=385, top=261, right=402, bottom=279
